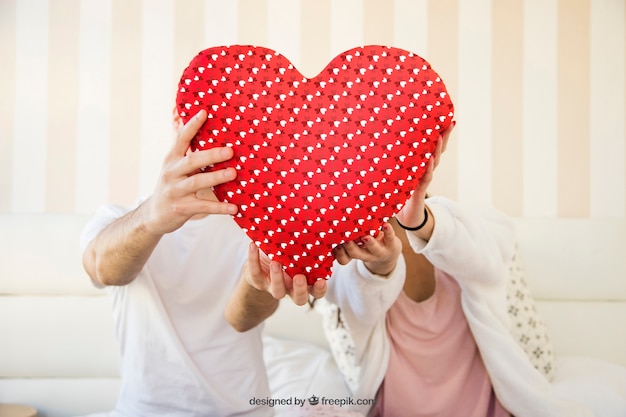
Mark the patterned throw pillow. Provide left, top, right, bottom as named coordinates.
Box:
left=506, top=247, right=556, bottom=381
left=315, top=298, right=361, bottom=394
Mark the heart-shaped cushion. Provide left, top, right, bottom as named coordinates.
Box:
left=176, top=45, right=454, bottom=282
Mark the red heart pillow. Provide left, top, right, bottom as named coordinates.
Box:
left=176, top=45, right=454, bottom=283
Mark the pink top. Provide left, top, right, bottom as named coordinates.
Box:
left=372, top=270, right=511, bottom=417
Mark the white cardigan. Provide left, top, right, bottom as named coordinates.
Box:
left=324, top=196, right=593, bottom=417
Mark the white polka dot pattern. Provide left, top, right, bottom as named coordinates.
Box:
left=177, top=45, right=454, bottom=282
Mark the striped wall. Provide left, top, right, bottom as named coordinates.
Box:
left=0, top=0, right=624, bottom=218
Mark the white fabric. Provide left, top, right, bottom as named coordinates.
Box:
left=80, top=204, right=272, bottom=417
left=262, top=335, right=364, bottom=416
left=552, top=356, right=626, bottom=416
left=325, top=196, right=595, bottom=417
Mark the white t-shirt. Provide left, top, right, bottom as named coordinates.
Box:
left=81, top=204, right=273, bottom=417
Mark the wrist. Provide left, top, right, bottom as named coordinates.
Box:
left=243, top=274, right=280, bottom=305
left=139, top=197, right=173, bottom=237
left=396, top=207, right=429, bottom=231
left=364, top=259, right=397, bottom=277
left=400, top=206, right=435, bottom=241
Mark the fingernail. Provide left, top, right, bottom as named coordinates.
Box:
left=295, top=276, right=305, bottom=286
left=271, top=262, right=281, bottom=272
left=228, top=204, right=238, bottom=215
left=221, top=147, right=233, bottom=158
left=224, top=167, right=236, bottom=179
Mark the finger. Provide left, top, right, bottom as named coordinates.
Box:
left=360, top=230, right=399, bottom=260
left=169, top=109, right=207, bottom=159
left=441, top=120, right=455, bottom=153
left=309, top=278, right=327, bottom=299
left=290, top=274, right=310, bottom=306
left=246, top=243, right=267, bottom=289
left=380, top=223, right=397, bottom=248
left=332, top=244, right=353, bottom=265
left=172, top=106, right=184, bottom=133
left=339, top=240, right=371, bottom=261
left=357, top=234, right=382, bottom=256
left=155, top=193, right=236, bottom=220
left=430, top=135, right=444, bottom=169
left=178, top=166, right=236, bottom=195
left=418, top=152, right=436, bottom=188
left=174, top=146, right=235, bottom=178
left=185, top=199, right=238, bottom=216
left=267, top=261, right=287, bottom=299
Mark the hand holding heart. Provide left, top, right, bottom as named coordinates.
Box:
left=333, top=122, right=455, bottom=276
left=243, top=242, right=327, bottom=306
left=176, top=45, right=454, bottom=282
left=395, top=121, right=455, bottom=236
left=142, top=110, right=239, bottom=236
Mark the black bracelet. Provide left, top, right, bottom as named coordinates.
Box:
left=396, top=208, right=429, bottom=231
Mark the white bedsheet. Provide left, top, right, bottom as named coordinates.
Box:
left=553, top=356, right=626, bottom=417
left=77, top=339, right=626, bottom=417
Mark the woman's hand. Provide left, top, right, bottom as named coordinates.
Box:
left=395, top=121, right=455, bottom=239
left=333, top=223, right=402, bottom=277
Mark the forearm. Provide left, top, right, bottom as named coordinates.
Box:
left=328, top=257, right=405, bottom=325
left=225, top=277, right=279, bottom=332
left=406, top=197, right=516, bottom=284
left=82, top=202, right=163, bottom=286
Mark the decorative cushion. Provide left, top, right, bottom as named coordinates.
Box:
left=176, top=45, right=454, bottom=283
left=314, top=298, right=360, bottom=394
left=506, top=247, right=556, bottom=381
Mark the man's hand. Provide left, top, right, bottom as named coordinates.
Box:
left=245, top=243, right=327, bottom=306
left=333, top=223, right=402, bottom=277
left=225, top=243, right=327, bottom=332
left=143, top=109, right=238, bottom=235
left=83, top=109, right=239, bottom=287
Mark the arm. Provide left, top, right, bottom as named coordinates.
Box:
left=225, top=242, right=327, bottom=332
left=82, top=109, right=238, bottom=287
left=325, top=222, right=405, bottom=350
left=395, top=120, right=454, bottom=242
left=396, top=120, right=514, bottom=287
left=405, top=197, right=516, bottom=288
left=323, top=124, right=453, bottom=352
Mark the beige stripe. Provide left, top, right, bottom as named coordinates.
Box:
left=364, top=0, right=394, bottom=46
left=624, top=1, right=626, bottom=219
left=46, top=0, right=80, bottom=212
left=0, top=0, right=16, bottom=212
left=237, top=0, right=269, bottom=46
left=330, top=0, right=364, bottom=58
left=109, top=0, right=142, bottom=206
left=393, top=0, right=428, bottom=56
left=174, top=0, right=205, bottom=85
left=300, top=0, right=332, bottom=77
left=492, top=0, right=524, bottom=217
left=426, top=0, right=458, bottom=200
left=557, top=0, right=591, bottom=217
